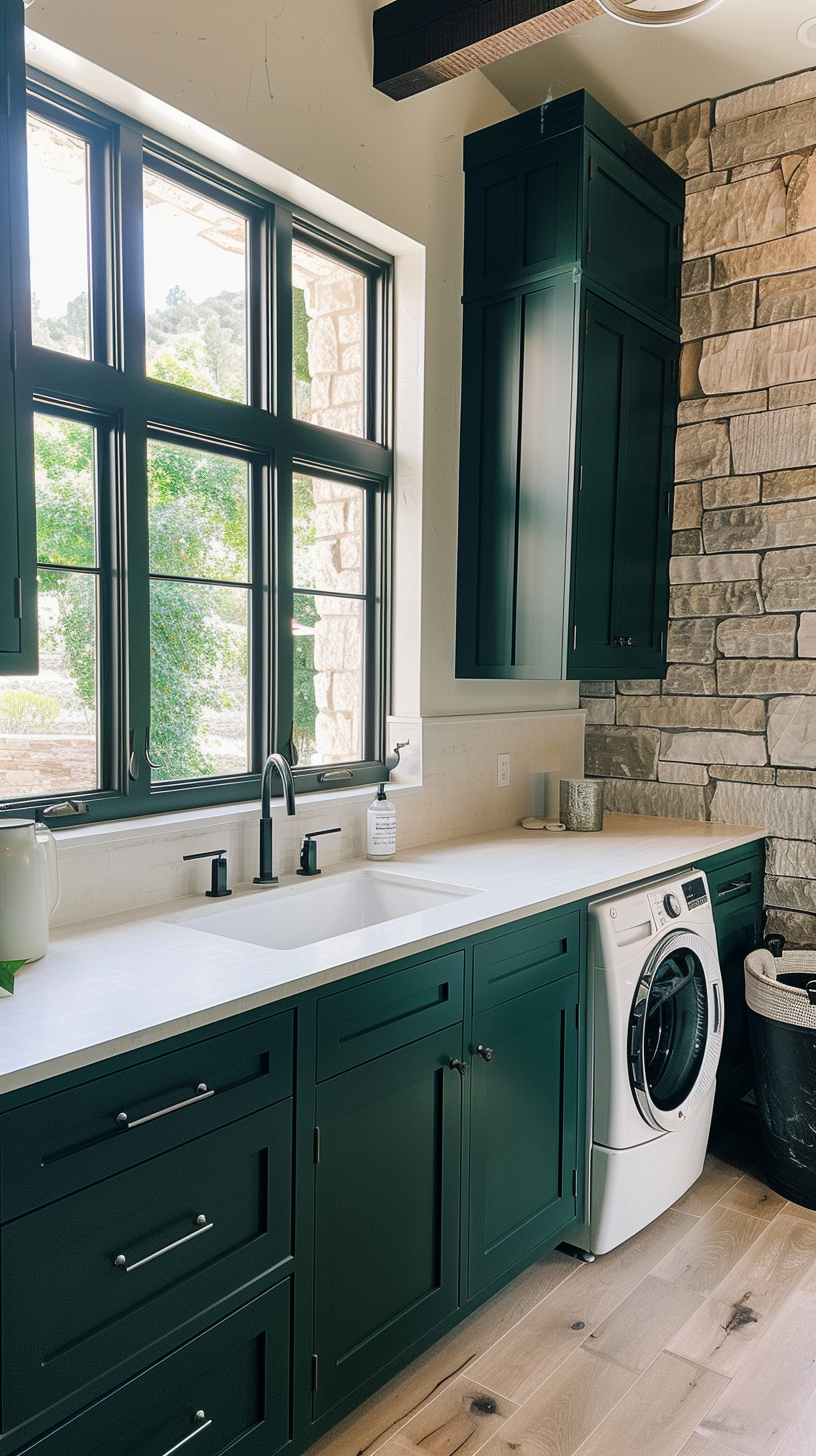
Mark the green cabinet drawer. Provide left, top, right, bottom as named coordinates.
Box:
left=473, top=910, right=580, bottom=1014
left=16, top=1281, right=291, bottom=1456
left=0, top=1011, right=294, bottom=1220
left=316, top=950, right=465, bottom=1080
left=1, top=1105, right=292, bottom=1432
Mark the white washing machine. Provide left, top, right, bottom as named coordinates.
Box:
left=575, top=869, right=724, bottom=1257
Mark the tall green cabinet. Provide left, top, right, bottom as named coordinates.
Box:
left=456, top=91, right=684, bottom=682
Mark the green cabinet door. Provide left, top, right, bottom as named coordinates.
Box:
left=704, top=848, right=765, bottom=1107
left=0, top=0, right=36, bottom=672
left=463, top=130, right=581, bottom=298
left=468, top=973, right=580, bottom=1299
left=586, top=138, right=682, bottom=327
left=569, top=292, right=676, bottom=680
left=313, top=1026, right=463, bottom=1423
left=456, top=272, right=577, bottom=680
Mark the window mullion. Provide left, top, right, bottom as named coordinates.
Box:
left=119, top=123, right=151, bottom=806
left=275, top=456, right=294, bottom=762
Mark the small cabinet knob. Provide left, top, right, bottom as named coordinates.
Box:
left=450, top=1058, right=469, bottom=1077
left=477, top=1045, right=494, bottom=1062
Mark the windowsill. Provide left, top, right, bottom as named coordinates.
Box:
left=55, top=780, right=423, bottom=848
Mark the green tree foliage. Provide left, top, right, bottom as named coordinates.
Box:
left=31, top=290, right=89, bottom=357
left=147, top=287, right=246, bottom=402
left=292, top=475, right=319, bottom=761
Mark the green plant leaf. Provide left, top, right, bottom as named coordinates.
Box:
left=0, top=960, right=26, bottom=995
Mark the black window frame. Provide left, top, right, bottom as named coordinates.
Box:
left=4, top=68, right=393, bottom=826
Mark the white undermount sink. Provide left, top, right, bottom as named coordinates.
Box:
left=175, top=868, right=483, bottom=952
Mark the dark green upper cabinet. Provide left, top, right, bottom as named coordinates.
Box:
left=456, top=91, right=683, bottom=682
left=569, top=294, right=676, bottom=679
left=0, top=0, right=36, bottom=674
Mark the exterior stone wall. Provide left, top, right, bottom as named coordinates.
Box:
left=311, top=479, right=364, bottom=764
left=585, top=69, right=816, bottom=946
left=0, top=735, right=96, bottom=799
left=292, top=246, right=366, bottom=765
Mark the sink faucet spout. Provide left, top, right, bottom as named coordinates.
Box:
left=254, top=753, right=296, bottom=885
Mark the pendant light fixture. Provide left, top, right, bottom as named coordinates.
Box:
left=595, top=0, right=725, bottom=24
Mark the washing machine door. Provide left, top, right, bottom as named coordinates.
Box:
left=628, top=929, right=724, bottom=1134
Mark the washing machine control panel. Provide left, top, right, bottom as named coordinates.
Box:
left=681, top=876, right=708, bottom=910
left=646, top=876, right=708, bottom=929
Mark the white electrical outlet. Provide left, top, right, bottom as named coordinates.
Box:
left=497, top=753, right=511, bottom=788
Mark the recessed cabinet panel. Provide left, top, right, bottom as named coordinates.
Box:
left=457, top=273, right=577, bottom=680
left=587, top=140, right=681, bottom=325
left=313, top=1027, right=462, bottom=1421
left=569, top=293, right=676, bottom=679
left=469, top=974, right=579, bottom=1298
left=464, top=131, right=580, bottom=297
left=2, top=1105, right=293, bottom=1431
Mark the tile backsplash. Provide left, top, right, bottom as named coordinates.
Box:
left=51, top=710, right=585, bottom=926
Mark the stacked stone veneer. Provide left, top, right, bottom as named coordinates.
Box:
left=0, top=735, right=96, bottom=799
left=584, top=68, right=816, bottom=946
left=311, top=479, right=364, bottom=763
left=292, top=247, right=366, bottom=764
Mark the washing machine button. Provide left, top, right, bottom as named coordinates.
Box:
left=664, top=892, right=682, bottom=919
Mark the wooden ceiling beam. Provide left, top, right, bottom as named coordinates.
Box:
left=373, top=0, right=603, bottom=100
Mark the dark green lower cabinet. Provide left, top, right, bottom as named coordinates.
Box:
left=704, top=848, right=765, bottom=1108
left=468, top=973, right=580, bottom=1297
left=18, top=1281, right=291, bottom=1456
left=313, top=1026, right=463, bottom=1422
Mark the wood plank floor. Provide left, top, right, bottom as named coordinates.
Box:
left=306, top=1111, right=816, bottom=1456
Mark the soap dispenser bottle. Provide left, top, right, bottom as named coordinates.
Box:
left=367, top=784, right=397, bottom=860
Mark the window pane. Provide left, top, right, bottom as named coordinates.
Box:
left=150, top=581, right=249, bottom=780
left=293, top=473, right=364, bottom=595
left=144, top=169, right=248, bottom=403
left=293, top=594, right=363, bottom=766
left=292, top=239, right=366, bottom=438
left=35, top=414, right=96, bottom=569
left=148, top=441, right=249, bottom=582
left=0, top=571, right=98, bottom=799
left=27, top=114, right=91, bottom=359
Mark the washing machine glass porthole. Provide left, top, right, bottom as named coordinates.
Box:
left=642, top=947, right=708, bottom=1110
left=628, top=929, right=723, bottom=1132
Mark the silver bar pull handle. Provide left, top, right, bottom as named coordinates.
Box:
left=113, top=1214, right=213, bottom=1273
left=161, top=1413, right=213, bottom=1456
left=115, top=1083, right=214, bottom=1129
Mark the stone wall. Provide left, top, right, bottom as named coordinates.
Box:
left=584, top=69, right=816, bottom=946
left=0, top=735, right=96, bottom=799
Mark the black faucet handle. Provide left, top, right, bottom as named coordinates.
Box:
left=297, top=827, right=341, bottom=877
left=183, top=848, right=232, bottom=899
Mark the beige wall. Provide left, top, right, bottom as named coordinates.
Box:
left=26, top=0, right=578, bottom=719
left=584, top=69, right=816, bottom=946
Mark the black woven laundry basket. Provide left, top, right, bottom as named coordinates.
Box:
left=745, top=942, right=816, bottom=1211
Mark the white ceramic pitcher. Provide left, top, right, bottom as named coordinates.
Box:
left=0, top=819, right=60, bottom=963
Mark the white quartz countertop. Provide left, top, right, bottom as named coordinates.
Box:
left=0, top=813, right=764, bottom=1096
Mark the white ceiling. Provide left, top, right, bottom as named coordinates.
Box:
left=482, top=0, right=816, bottom=125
